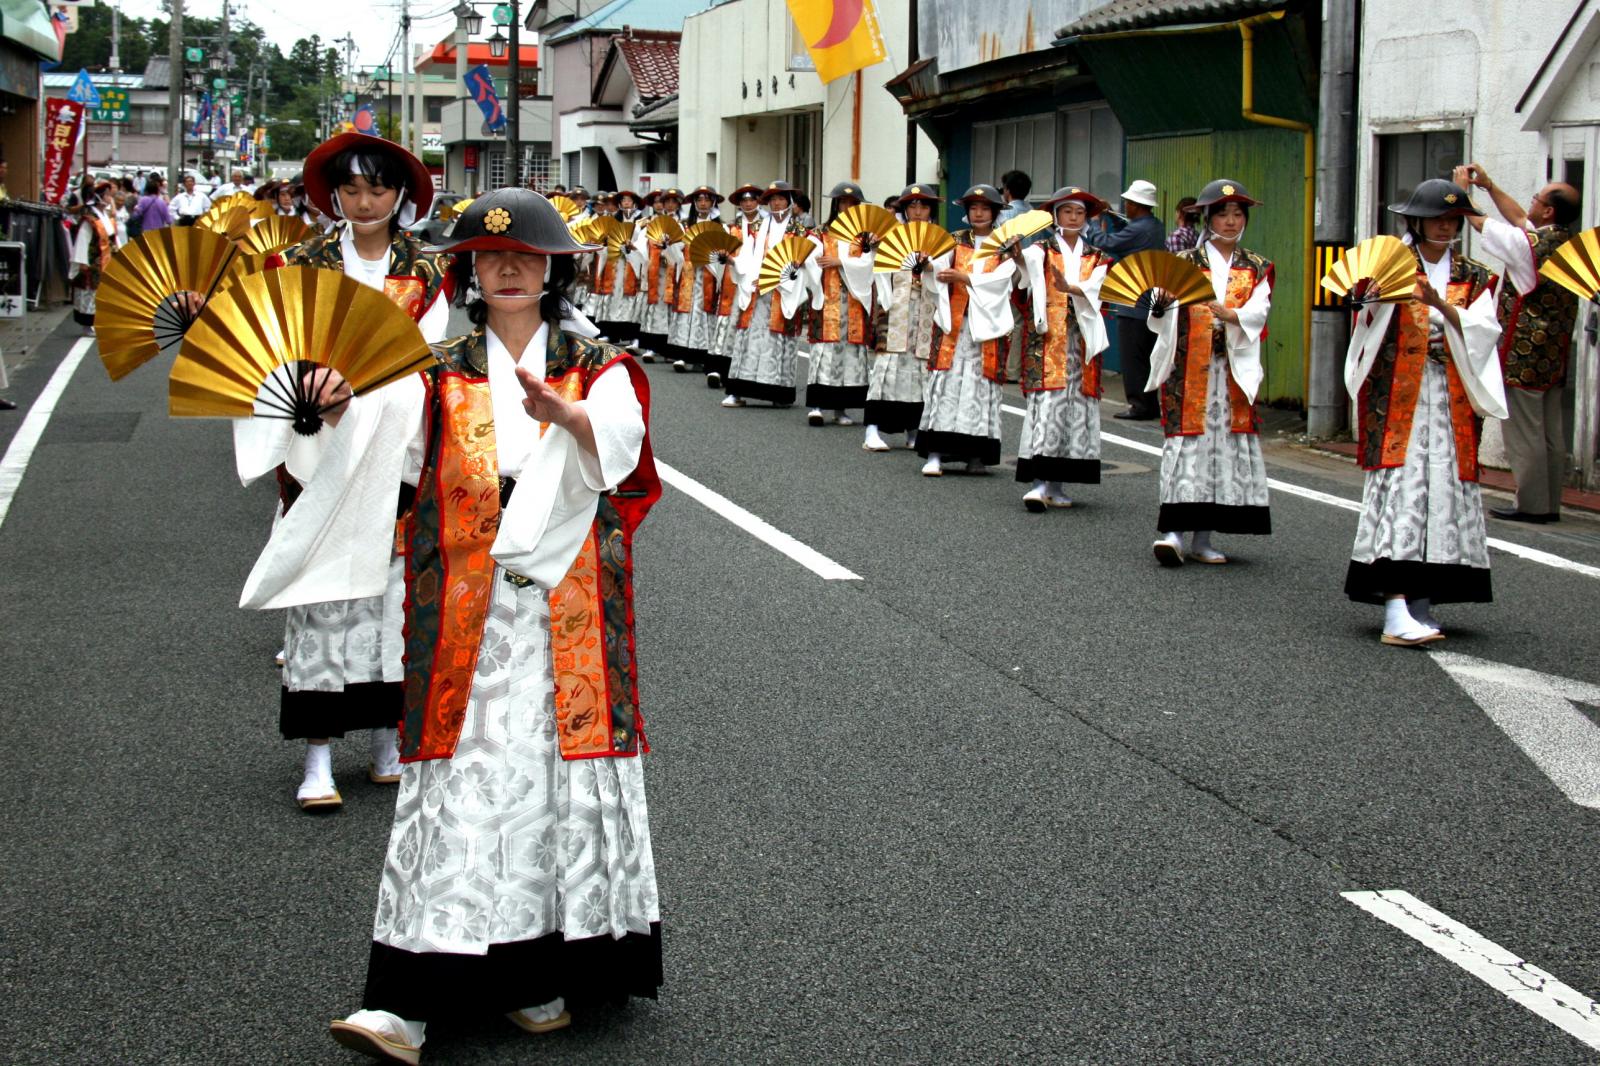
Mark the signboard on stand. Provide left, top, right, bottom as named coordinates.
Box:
left=0, top=243, right=26, bottom=318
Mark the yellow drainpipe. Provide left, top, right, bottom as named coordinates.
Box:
left=1238, top=10, right=1316, bottom=402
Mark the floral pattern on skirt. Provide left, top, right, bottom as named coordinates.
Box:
left=282, top=558, right=405, bottom=690
left=1158, top=355, right=1268, bottom=508
left=372, top=572, right=659, bottom=955
left=919, top=330, right=1002, bottom=440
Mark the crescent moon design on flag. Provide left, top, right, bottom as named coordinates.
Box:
left=812, top=0, right=865, bottom=49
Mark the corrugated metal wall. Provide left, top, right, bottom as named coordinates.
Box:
left=1126, top=127, right=1308, bottom=406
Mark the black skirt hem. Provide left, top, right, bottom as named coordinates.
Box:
left=595, top=320, right=637, bottom=342
left=1015, top=456, right=1101, bottom=484
left=864, top=400, right=922, bottom=435
left=804, top=384, right=868, bottom=409
left=1156, top=503, right=1272, bottom=535
left=916, top=430, right=1002, bottom=466
left=664, top=343, right=703, bottom=368
left=1344, top=559, right=1493, bottom=605
left=363, top=925, right=663, bottom=1021
left=702, top=354, right=731, bottom=377
left=635, top=331, right=668, bottom=351
left=725, top=377, right=796, bottom=405
left=279, top=682, right=402, bottom=739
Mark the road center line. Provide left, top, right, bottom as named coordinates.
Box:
left=998, top=403, right=1600, bottom=581
left=654, top=459, right=861, bottom=581
left=1343, top=889, right=1600, bottom=1050
left=0, top=336, right=94, bottom=535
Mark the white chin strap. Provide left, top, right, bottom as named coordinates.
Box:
left=333, top=186, right=416, bottom=230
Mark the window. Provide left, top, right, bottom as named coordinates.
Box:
left=491, top=146, right=556, bottom=188
left=972, top=114, right=1056, bottom=200
left=134, top=105, right=166, bottom=136
left=426, top=98, right=444, bottom=123
left=564, top=151, right=579, bottom=186
left=1057, top=104, right=1123, bottom=203
left=1375, top=130, right=1465, bottom=234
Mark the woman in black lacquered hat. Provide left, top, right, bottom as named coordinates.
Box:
left=863, top=182, right=941, bottom=451
left=722, top=179, right=812, bottom=407
left=290, top=188, right=664, bottom=1060
left=666, top=183, right=726, bottom=375
left=1145, top=179, right=1274, bottom=567
left=802, top=179, right=874, bottom=426
left=1342, top=178, right=1506, bottom=645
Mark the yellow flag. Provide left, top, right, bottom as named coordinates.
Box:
left=786, top=0, right=888, bottom=84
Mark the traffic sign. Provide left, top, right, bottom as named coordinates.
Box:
left=373, top=65, right=390, bottom=80
left=66, top=69, right=100, bottom=108
left=90, top=87, right=130, bottom=124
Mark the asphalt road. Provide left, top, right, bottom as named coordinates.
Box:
left=3, top=314, right=1600, bottom=1065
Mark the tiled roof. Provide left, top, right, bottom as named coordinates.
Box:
left=1057, top=0, right=1284, bottom=37
left=547, top=0, right=709, bottom=43
left=616, top=34, right=678, bottom=99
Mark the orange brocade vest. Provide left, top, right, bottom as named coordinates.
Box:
left=399, top=328, right=661, bottom=763
left=1355, top=254, right=1496, bottom=482
left=808, top=233, right=869, bottom=345
left=1159, top=246, right=1272, bottom=438
left=928, top=238, right=1005, bottom=381
left=1021, top=243, right=1106, bottom=396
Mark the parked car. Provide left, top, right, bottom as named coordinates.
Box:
left=403, top=192, right=466, bottom=245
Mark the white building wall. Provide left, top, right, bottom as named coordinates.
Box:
left=679, top=0, right=935, bottom=212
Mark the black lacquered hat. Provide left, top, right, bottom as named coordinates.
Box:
left=1387, top=178, right=1483, bottom=218
left=423, top=188, right=599, bottom=255
left=1195, top=179, right=1261, bottom=208
left=687, top=184, right=723, bottom=204
left=957, top=184, right=1006, bottom=209
left=895, top=183, right=940, bottom=207
left=1041, top=185, right=1107, bottom=217
left=827, top=180, right=866, bottom=201
left=760, top=180, right=801, bottom=203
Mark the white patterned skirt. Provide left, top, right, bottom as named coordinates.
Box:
left=726, top=292, right=801, bottom=404
left=805, top=340, right=870, bottom=409
left=278, top=557, right=405, bottom=739
left=1157, top=355, right=1270, bottom=534
left=1017, top=378, right=1101, bottom=485
left=917, top=330, right=1003, bottom=465
left=865, top=351, right=926, bottom=434
left=1346, top=359, right=1491, bottom=604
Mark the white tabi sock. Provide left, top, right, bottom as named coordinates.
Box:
left=1383, top=597, right=1438, bottom=639
left=370, top=728, right=401, bottom=775
left=510, top=998, right=565, bottom=1024
left=1409, top=598, right=1439, bottom=629
left=1190, top=530, right=1213, bottom=553
left=304, top=742, right=332, bottom=781
left=342, top=1009, right=425, bottom=1049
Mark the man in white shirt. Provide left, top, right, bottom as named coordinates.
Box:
left=213, top=168, right=250, bottom=199
left=171, top=174, right=213, bottom=225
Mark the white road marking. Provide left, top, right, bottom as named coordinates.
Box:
left=998, top=403, right=1600, bottom=580
left=655, top=459, right=861, bottom=581
left=1344, top=889, right=1600, bottom=1051
left=0, top=337, right=94, bottom=534
left=1431, top=652, right=1600, bottom=808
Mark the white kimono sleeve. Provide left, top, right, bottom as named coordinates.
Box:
left=803, top=234, right=827, bottom=311
left=1144, top=304, right=1182, bottom=393
left=238, top=375, right=426, bottom=609
left=1343, top=303, right=1398, bottom=399
left=1074, top=262, right=1110, bottom=362
left=1443, top=285, right=1508, bottom=419
left=68, top=224, right=91, bottom=278
left=417, top=287, right=451, bottom=344
left=1477, top=217, right=1538, bottom=296
left=491, top=363, right=646, bottom=588
left=732, top=232, right=761, bottom=312
left=778, top=252, right=812, bottom=321
left=1222, top=277, right=1272, bottom=403
left=840, top=248, right=876, bottom=309
left=1020, top=244, right=1048, bottom=332
left=932, top=255, right=1016, bottom=340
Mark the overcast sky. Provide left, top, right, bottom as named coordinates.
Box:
left=112, top=0, right=470, bottom=77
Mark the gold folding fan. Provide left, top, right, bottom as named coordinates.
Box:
left=1321, top=235, right=1418, bottom=305
left=170, top=266, right=433, bottom=435
left=682, top=221, right=724, bottom=244
left=591, top=217, right=635, bottom=254
left=873, top=221, right=956, bottom=273
left=569, top=217, right=603, bottom=246
left=444, top=197, right=474, bottom=223
left=196, top=194, right=269, bottom=235
left=1539, top=226, right=1600, bottom=302
left=94, top=226, right=242, bottom=380
left=645, top=214, right=684, bottom=244
left=548, top=194, right=581, bottom=222
left=688, top=228, right=742, bottom=266
left=829, top=204, right=898, bottom=250
left=236, top=215, right=316, bottom=258
left=757, top=236, right=816, bottom=295
left=1100, top=251, right=1215, bottom=311
left=975, top=210, right=1053, bottom=261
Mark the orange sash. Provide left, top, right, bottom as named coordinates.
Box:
left=930, top=244, right=1004, bottom=381
left=813, top=233, right=868, bottom=345
left=1035, top=246, right=1103, bottom=396
left=1365, top=281, right=1481, bottom=481
left=1172, top=266, right=1259, bottom=436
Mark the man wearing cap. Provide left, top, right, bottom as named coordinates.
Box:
left=1085, top=179, right=1166, bottom=420
left=234, top=131, right=453, bottom=811
left=1454, top=163, right=1581, bottom=525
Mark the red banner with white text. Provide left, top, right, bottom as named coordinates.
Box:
left=42, top=98, right=84, bottom=205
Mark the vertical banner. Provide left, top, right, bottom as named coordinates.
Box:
left=41, top=98, right=84, bottom=204
left=191, top=92, right=212, bottom=138
left=463, top=64, right=506, bottom=133
left=785, top=0, right=887, bottom=83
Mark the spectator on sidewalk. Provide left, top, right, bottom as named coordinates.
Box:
left=1166, top=196, right=1200, bottom=252
left=134, top=175, right=172, bottom=233
left=1084, top=178, right=1166, bottom=420
left=170, top=174, right=212, bottom=226
left=1454, top=163, right=1581, bottom=524
left=998, top=170, right=1033, bottom=223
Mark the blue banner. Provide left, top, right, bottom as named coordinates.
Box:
left=463, top=64, right=506, bottom=133
left=190, top=92, right=212, bottom=138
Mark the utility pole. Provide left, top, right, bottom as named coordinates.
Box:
left=1307, top=0, right=1357, bottom=437
left=110, top=1, right=121, bottom=163
left=221, top=0, right=231, bottom=169
left=167, top=0, right=184, bottom=180
left=508, top=0, right=519, bottom=186
left=341, top=32, right=356, bottom=131
left=400, top=3, right=411, bottom=151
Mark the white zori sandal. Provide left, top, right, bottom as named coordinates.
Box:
left=330, top=1010, right=425, bottom=1064
left=507, top=997, right=572, bottom=1034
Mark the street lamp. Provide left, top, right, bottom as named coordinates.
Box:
left=454, top=2, right=483, bottom=36
left=488, top=29, right=507, bottom=58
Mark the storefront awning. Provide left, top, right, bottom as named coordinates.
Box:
left=0, top=0, right=62, bottom=62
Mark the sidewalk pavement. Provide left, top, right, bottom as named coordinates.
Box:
left=1, top=301, right=75, bottom=382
